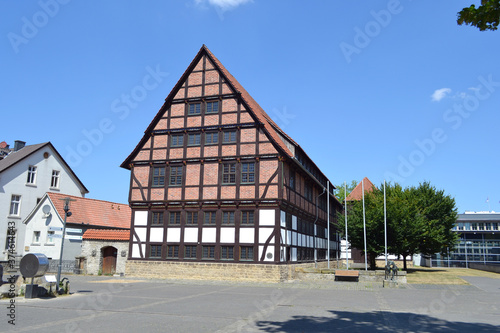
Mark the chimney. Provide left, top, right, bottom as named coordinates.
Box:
left=14, top=140, right=26, bottom=152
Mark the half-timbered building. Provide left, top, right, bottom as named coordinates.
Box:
left=121, top=45, right=343, bottom=280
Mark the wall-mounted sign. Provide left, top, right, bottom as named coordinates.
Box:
left=49, top=226, right=63, bottom=232
left=65, top=228, right=82, bottom=234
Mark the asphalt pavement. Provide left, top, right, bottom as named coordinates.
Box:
left=1, top=274, right=499, bottom=332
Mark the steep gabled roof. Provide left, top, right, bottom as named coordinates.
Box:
left=83, top=229, right=130, bottom=241
left=47, top=192, right=131, bottom=229
left=0, top=142, right=88, bottom=194
left=346, top=177, right=377, bottom=201
left=121, top=45, right=295, bottom=169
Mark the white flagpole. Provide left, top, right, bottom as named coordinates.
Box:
left=345, top=181, right=349, bottom=270
left=327, top=180, right=330, bottom=269
left=362, top=179, right=367, bottom=271
left=384, top=180, right=387, bottom=266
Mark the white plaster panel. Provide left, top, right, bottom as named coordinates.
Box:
left=259, top=209, right=275, bottom=226
left=202, top=227, right=216, bottom=243
left=259, top=245, right=274, bottom=262
left=239, top=228, right=254, bottom=243
left=134, top=211, right=148, bottom=226
left=220, top=227, right=235, bottom=243
left=292, top=215, right=297, bottom=230
left=280, top=211, right=286, bottom=227
left=259, top=227, right=274, bottom=244
left=291, top=247, right=297, bottom=261
left=131, top=244, right=145, bottom=258
left=134, top=227, right=147, bottom=242
left=287, top=230, right=292, bottom=245
left=280, top=246, right=286, bottom=262
left=149, top=228, right=164, bottom=242
left=280, top=229, right=286, bottom=245
left=184, top=228, right=198, bottom=243
left=167, top=228, right=181, bottom=242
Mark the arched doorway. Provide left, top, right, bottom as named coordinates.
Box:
left=102, top=246, right=117, bottom=275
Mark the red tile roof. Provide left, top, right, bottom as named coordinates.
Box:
left=47, top=193, right=131, bottom=229
left=83, top=229, right=130, bottom=241
left=346, top=177, right=377, bottom=201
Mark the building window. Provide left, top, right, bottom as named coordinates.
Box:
left=185, top=245, right=197, bottom=259
left=152, top=212, right=164, bottom=225
left=241, top=211, right=254, bottom=225
left=206, top=101, right=219, bottom=114
left=205, top=132, right=219, bottom=145
left=186, top=212, right=198, bottom=225
left=223, top=211, right=235, bottom=225
left=169, top=212, right=181, bottom=225
left=47, top=231, right=55, bottom=244
left=222, top=163, right=236, bottom=184
left=204, top=211, right=216, bottom=225
left=241, top=162, right=255, bottom=183
left=188, top=103, right=201, bottom=115
left=27, top=166, right=37, bottom=185
left=169, top=166, right=183, bottom=186
left=221, top=246, right=234, bottom=260
left=188, top=133, right=201, bottom=146
left=223, top=131, right=236, bottom=143
left=202, top=246, right=215, bottom=259
left=152, top=167, right=165, bottom=187
left=171, top=134, right=184, bottom=147
left=289, top=172, right=295, bottom=190
left=240, top=246, right=254, bottom=261
left=304, top=183, right=313, bottom=202
left=9, top=195, right=21, bottom=216
left=33, top=231, right=40, bottom=244
left=167, top=245, right=179, bottom=259
left=51, top=170, right=60, bottom=188
left=150, top=245, right=162, bottom=258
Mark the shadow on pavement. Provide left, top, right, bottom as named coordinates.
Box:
left=256, top=310, right=499, bottom=332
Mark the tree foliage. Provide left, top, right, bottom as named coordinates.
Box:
left=337, top=182, right=458, bottom=270
left=458, top=0, right=500, bottom=31
left=334, top=180, right=358, bottom=204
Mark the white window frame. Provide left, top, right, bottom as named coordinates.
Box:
left=51, top=170, right=60, bottom=189
left=46, top=231, right=55, bottom=244
left=33, top=231, right=41, bottom=244
left=9, top=195, right=21, bottom=216
left=26, top=165, right=37, bottom=185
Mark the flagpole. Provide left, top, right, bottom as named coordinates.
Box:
left=344, top=181, right=349, bottom=270
left=384, top=180, right=387, bottom=266
left=362, top=179, right=367, bottom=271
left=327, top=180, right=330, bottom=269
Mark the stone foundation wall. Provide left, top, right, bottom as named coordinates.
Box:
left=126, top=260, right=340, bottom=282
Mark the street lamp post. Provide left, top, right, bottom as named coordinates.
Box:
left=56, top=197, right=75, bottom=293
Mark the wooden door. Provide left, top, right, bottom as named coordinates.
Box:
left=102, top=247, right=117, bottom=275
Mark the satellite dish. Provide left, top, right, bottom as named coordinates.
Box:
left=42, top=205, right=51, bottom=216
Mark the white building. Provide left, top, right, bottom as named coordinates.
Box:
left=0, top=141, right=88, bottom=262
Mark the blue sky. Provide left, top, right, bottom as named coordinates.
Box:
left=1, top=0, right=499, bottom=214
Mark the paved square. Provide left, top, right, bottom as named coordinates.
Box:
left=1, top=275, right=499, bottom=332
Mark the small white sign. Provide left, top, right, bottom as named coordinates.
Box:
left=65, top=228, right=82, bottom=234
left=52, top=234, right=63, bottom=239
left=49, top=226, right=63, bottom=232
left=45, top=275, right=57, bottom=283
left=66, top=235, right=82, bottom=240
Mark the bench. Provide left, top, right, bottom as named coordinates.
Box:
left=335, top=270, right=359, bottom=282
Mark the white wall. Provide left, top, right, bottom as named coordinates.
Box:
left=0, top=145, right=86, bottom=260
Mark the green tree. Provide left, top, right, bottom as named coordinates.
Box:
left=334, top=180, right=358, bottom=204
left=458, top=0, right=500, bottom=31
left=338, top=182, right=458, bottom=271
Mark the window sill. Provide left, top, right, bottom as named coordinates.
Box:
left=31, top=243, right=41, bottom=246
left=7, top=216, right=21, bottom=220
left=44, top=243, right=55, bottom=246
left=49, top=187, right=60, bottom=191
left=25, top=183, right=37, bottom=188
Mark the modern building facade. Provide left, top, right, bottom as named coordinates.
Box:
left=121, top=45, right=342, bottom=273
left=428, top=211, right=500, bottom=267
left=0, top=141, right=88, bottom=262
